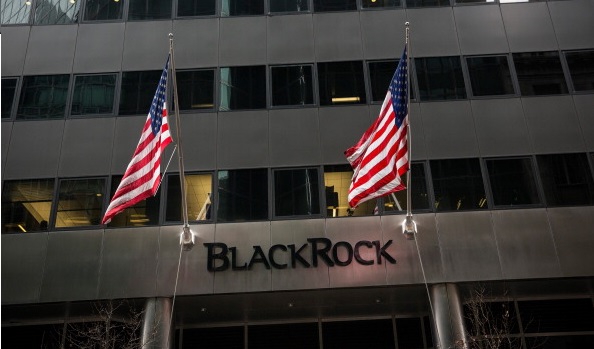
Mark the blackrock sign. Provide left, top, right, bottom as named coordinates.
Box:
left=203, top=238, right=396, bottom=272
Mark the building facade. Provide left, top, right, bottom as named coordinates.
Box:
left=2, top=0, right=594, bottom=348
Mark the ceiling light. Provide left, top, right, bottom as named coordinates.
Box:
left=331, top=97, right=360, bottom=103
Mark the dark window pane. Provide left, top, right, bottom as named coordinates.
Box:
left=1, top=0, right=32, bottom=24
left=219, top=66, right=266, bottom=110
left=405, top=0, right=450, bottom=8
left=249, top=323, right=319, bottom=349
left=518, top=299, right=594, bottom=333
left=84, top=0, right=123, bottom=20
left=318, top=61, right=366, bottom=105
left=314, top=0, right=357, bottom=11
left=55, top=178, right=106, bottom=228
left=565, top=50, right=594, bottom=92
left=166, top=173, right=213, bottom=222
left=34, top=0, right=80, bottom=24
left=416, top=56, right=467, bottom=101
left=274, top=168, right=320, bottom=216
left=324, top=164, right=379, bottom=217
left=71, top=74, right=116, bottom=116
left=181, top=326, right=244, bottom=349
left=128, top=0, right=171, bottom=20
left=396, top=318, right=424, bottom=349
left=369, top=60, right=398, bottom=102
left=2, top=179, right=54, bottom=234
left=176, top=69, right=215, bottom=110
left=526, top=335, right=594, bottom=349
left=323, top=319, right=395, bottom=349
left=119, top=70, right=162, bottom=115
left=270, top=0, right=310, bottom=12
left=17, top=75, right=70, bottom=120
left=217, top=169, right=268, bottom=222
left=1, top=78, right=17, bottom=119
left=362, top=0, right=401, bottom=8
left=466, top=56, right=515, bottom=96
left=1, top=324, right=62, bottom=348
left=178, top=0, right=216, bottom=16
left=513, top=51, right=568, bottom=96
left=106, top=176, right=159, bottom=227
left=486, top=158, right=540, bottom=207
left=384, top=163, right=430, bottom=213
left=431, top=158, right=488, bottom=211
left=537, top=153, right=594, bottom=206
left=456, top=0, right=493, bottom=3
left=221, top=0, right=264, bottom=16
left=271, top=65, right=314, bottom=106
left=464, top=300, right=520, bottom=337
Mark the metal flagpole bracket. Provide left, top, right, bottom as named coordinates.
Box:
left=180, top=225, right=195, bottom=251
left=402, top=215, right=417, bottom=240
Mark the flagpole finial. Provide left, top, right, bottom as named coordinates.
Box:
left=405, top=21, right=409, bottom=26
left=169, top=33, right=174, bottom=39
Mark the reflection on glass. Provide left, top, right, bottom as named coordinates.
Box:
left=383, top=163, right=430, bottom=213
left=176, top=70, right=215, bottom=110
left=34, top=0, right=80, bottom=24
left=2, top=179, right=55, bottom=233
left=318, top=61, right=366, bottom=105
left=537, top=153, right=594, bottom=206
left=323, top=165, right=377, bottom=217
left=219, top=66, right=266, bottom=111
left=128, top=0, right=172, bottom=20
left=513, top=52, right=568, bottom=96
left=119, top=70, right=162, bottom=115
left=415, top=56, right=467, bottom=101
left=1, top=78, right=18, bottom=119
left=270, top=0, right=309, bottom=12
left=271, top=65, right=314, bottom=106
left=274, top=168, right=320, bottom=216
left=166, top=174, right=213, bottom=222
left=217, top=169, right=268, bottom=222
left=71, top=74, right=116, bottom=116
left=17, top=75, right=70, bottom=120
left=486, top=158, right=540, bottom=207
left=178, top=0, right=216, bottom=16
left=565, top=50, right=594, bottom=92
left=431, top=158, right=487, bottom=211
left=106, top=176, right=160, bottom=227
left=466, top=56, right=515, bottom=97
left=55, top=178, right=105, bottom=228
left=1, top=0, right=32, bottom=24
left=221, top=0, right=264, bottom=16
left=84, top=0, right=124, bottom=21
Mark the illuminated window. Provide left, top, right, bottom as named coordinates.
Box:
left=271, top=65, right=315, bottom=107
left=176, top=69, right=215, bottom=110
left=221, top=0, right=264, bottom=16
left=128, top=0, right=171, bottom=20
left=71, top=74, right=116, bottom=116
left=565, top=50, right=594, bottom=92
left=178, top=0, right=216, bottom=17
left=219, top=66, right=266, bottom=111
left=119, top=70, right=162, bottom=115
left=486, top=157, right=540, bottom=207
left=513, top=51, right=569, bottom=96
left=1, top=0, right=32, bottom=25
left=84, top=0, right=124, bottom=21
left=430, top=158, right=487, bottom=211
left=415, top=56, right=467, bottom=101
left=2, top=179, right=55, bottom=234
left=270, top=0, right=310, bottom=13
left=274, top=168, right=320, bottom=217
left=217, top=169, right=268, bottom=222
left=166, top=173, right=213, bottom=222
left=537, top=153, right=594, bottom=206
left=323, top=165, right=378, bottom=217
left=106, top=176, right=160, bottom=227
left=17, top=75, right=70, bottom=120
left=1, top=78, right=18, bottom=119
left=55, top=178, right=106, bottom=228
left=466, top=55, right=515, bottom=97
left=318, top=61, right=366, bottom=106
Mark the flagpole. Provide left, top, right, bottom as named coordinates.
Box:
left=403, top=22, right=417, bottom=239
left=169, top=33, right=194, bottom=250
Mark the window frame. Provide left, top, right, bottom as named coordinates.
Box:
left=127, top=0, right=173, bottom=21
left=32, top=0, right=82, bottom=25
left=563, top=49, right=594, bottom=94
left=0, top=0, right=34, bottom=25
left=175, top=68, right=217, bottom=112
left=483, top=156, right=543, bottom=209
left=464, top=54, right=518, bottom=99
left=218, top=65, right=267, bottom=111
left=317, top=60, right=368, bottom=106
left=272, top=166, right=323, bottom=219
left=16, top=74, right=72, bottom=120
left=164, top=172, right=215, bottom=224
left=175, top=0, right=218, bottom=18
left=81, top=0, right=126, bottom=23
left=53, top=176, right=108, bottom=230
left=1, top=77, right=20, bottom=120
left=512, top=51, right=570, bottom=97
left=414, top=55, right=468, bottom=101
left=69, top=73, right=118, bottom=118
left=269, top=64, right=317, bottom=108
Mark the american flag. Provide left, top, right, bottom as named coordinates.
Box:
left=102, top=56, right=173, bottom=224
left=345, top=47, right=409, bottom=208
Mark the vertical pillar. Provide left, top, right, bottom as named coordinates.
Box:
left=142, top=297, right=173, bottom=349
left=430, top=283, right=467, bottom=349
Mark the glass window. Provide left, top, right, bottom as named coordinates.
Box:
left=34, top=0, right=80, bottom=24
left=513, top=51, right=568, bottom=96
left=2, top=179, right=55, bottom=233
left=271, top=65, right=315, bottom=107
left=396, top=318, right=425, bottom=349
left=166, top=173, right=213, bottom=222
left=221, top=0, right=264, bottom=16
left=323, top=319, right=395, bottom=348
left=250, top=323, right=319, bottom=348
left=55, top=178, right=106, bottom=228
left=1, top=0, right=32, bottom=24
left=466, top=55, right=515, bottom=97
left=384, top=163, right=431, bottom=213
left=486, top=157, right=540, bottom=207
left=83, top=0, right=124, bottom=21
left=217, top=169, right=268, bottom=222
left=565, top=50, right=594, bottom=92
left=455, top=0, right=494, bottom=4
left=274, top=168, right=320, bottom=217
left=178, top=0, right=216, bottom=16
left=537, top=153, right=594, bottom=206
left=518, top=299, right=594, bottom=333
left=415, top=56, right=467, bottom=101
left=180, top=326, right=244, bottom=349
left=318, top=61, right=366, bottom=106
left=119, top=70, right=162, bottom=115
left=369, top=60, right=398, bottom=102
left=219, top=66, right=266, bottom=111
left=1, top=78, right=18, bottom=119
left=270, top=0, right=310, bottom=13
left=106, top=176, right=160, bottom=227
left=17, top=75, right=70, bottom=120
left=313, top=0, right=357, bottom=12
left=70, top=74, right=116, bottom=116
left=431, top=158, right=488, bottom=211
left=526, top=335, right=594, bottom=349
left=128, top=0, right=171, bottom=20
left=405, top=0, right=450, bottom=8
left=2, top=324, right=62, bottom=348
left=323, top=165, right=378, bottom=217
left=176, top=69, right=215, bottom=110
left=362, top=0, right=401, bottom=8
